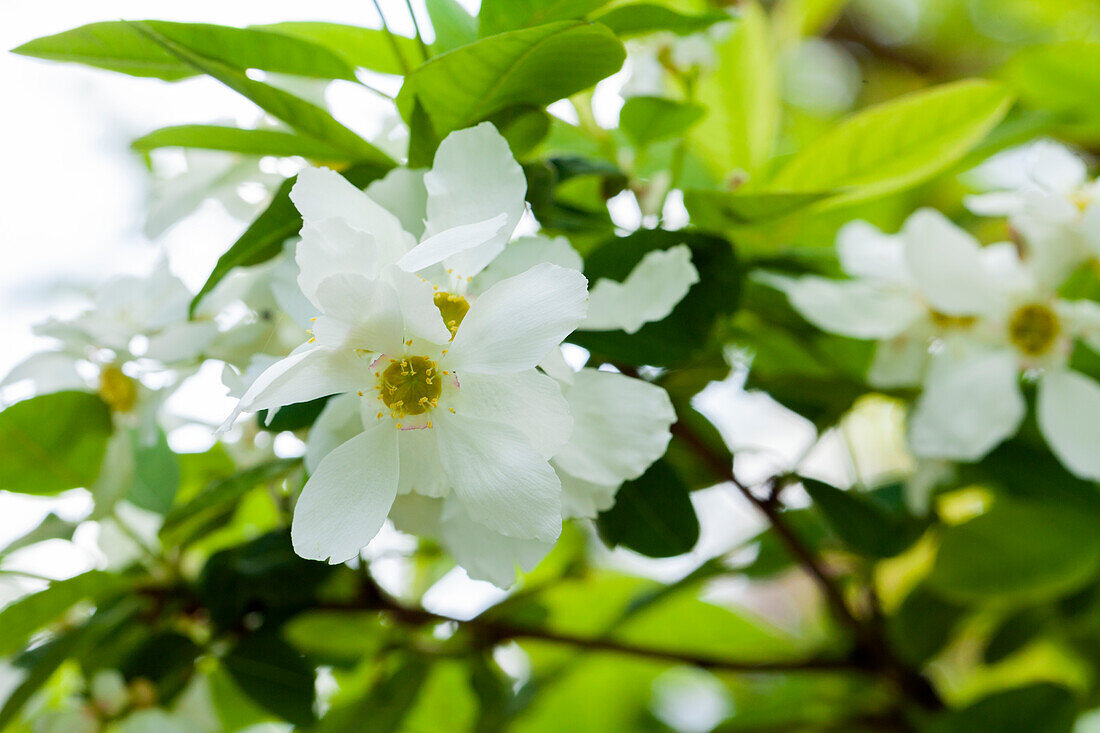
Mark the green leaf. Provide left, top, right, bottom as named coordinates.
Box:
left=684, top=189, right=836, bottom=229
left=802, top=479, right=925, bottom=558
left=132, top=125, right=351, bottom=160
left=257, top=396, right=333, bottom=433
left=0, top=391, right=112, bottom=496
left=312, top=654, right=431, bottom=733
left=886, top=585, right=966, bottom=666
left=13, top=21, right=358, bottom=81
left=768, top=80, right=1013, bottom=202
left=1002, top=42, right=1100, bottom=123
left=255, top=21, right=422, bottom=75
left=190, top=162, right=390, bottom=314
left=929, top=499, right=1100, bottom=604
left=128, top=21, right=391, bottom=165
left=0, top=512, right=77, bottom=559
left=597, top=460, right=700, bottom=558
left=0, top=571, right=131, bottom=658
left=161, top=459, right=298, bottom=546
left=619, top=96, right=705, bottom=148
left=927, top=684, right=1077, bottom=733
left=425, top=0, right=478, bottom=53
left=592, top=4, right=730, bottom=38
left=396, top=21, right=625, bottom=138
left=692, top=1, right=778, bottom=178
left=984, top=607, right=1048, bottom=665
left=119, top=631, right=202, bottom=702
left=567, top=228, right=741, bottom=366
left=478, top=0, right=612, bottom=36
left=224, top=631, right=316, bottom=727
left=127, top=428, right=180, bottom=515
left=283, top=611, right=386, bottom=665
left=488, top=105, right=553, bottom=157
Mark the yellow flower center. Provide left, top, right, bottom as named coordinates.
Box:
left=929, top=311, right=977, bottom=330
left=99, top=365, right=138, bottom=413
left=1008, top=303, right=1060, bottom=357
left=377, top=356, right=442, bottom=418
left=434, top=291, right=469, bottom=338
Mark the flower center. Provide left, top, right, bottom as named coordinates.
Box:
left=434, top=291, right=469, bottom=338
left=929, top=311, right=977, bottom=330
left=99, top=365, right=137, bottom=413
left=377, top=356, right=442, bottom=418
left=1008, top=303, right=1060, bottom=357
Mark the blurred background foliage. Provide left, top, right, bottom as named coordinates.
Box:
left=3, top=0, right=1100, bottom=730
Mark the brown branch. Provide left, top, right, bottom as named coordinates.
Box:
left=669, top=419, right=943, bottom=712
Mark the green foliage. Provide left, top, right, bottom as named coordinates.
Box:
left=131, top=125, right=352, bottom=160
left=254, top=21, right=423, bottom=74
left=127, top=428, right=180, bottom=515
left=929, top=499, right=1100, bottom=604
left=0, top=391, right=112, bottom=496
left=13, top=21, right=359, bottom=81
left=927, top=684, right=1077, bottom=733
left=767, top=80, right=1013, bottom=202
left=478, top=0, right=612, bottom=36
left=396, top=21, right=625, bottom=138
left=592, top=4, right=730, bottom=38
left=619, top=96, right=705, bottom=149
left=1002, top=42, right=1100, bottom=124
left=425, top=0, right=478, bottom=52
left=801, top=479, right=926, bottom=558
left=597, top=460, right=700, bottom=557
left=224, top=631, right=317, bottom=726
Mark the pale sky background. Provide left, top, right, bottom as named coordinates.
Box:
left=0, top=1, right=855, bottom=623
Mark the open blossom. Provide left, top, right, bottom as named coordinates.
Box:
left=767, top=207, right=1100, bottom=480
left=760, top=208, right=1020, bottom=388
left=965, top=140, right=1100, bottom=285
left=228, top=123, right=590, bottom=566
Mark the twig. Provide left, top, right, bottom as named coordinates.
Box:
left=403, top=0, right=431, bottom=62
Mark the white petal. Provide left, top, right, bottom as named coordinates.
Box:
left=902, top=208, right=994, bottom=315
left=235, top=345, right=364, bottom=416
left=867, top=330, right=929, bottom=388
left=908, top=348, right=1024, bottom=461
left=397, top=427, right=448, bottom=497
left=439, top=496, right=553, bottom=588
left=447, top=264, right=588, bottom=374
left=454, top=370, right=572, bottom=459
left=305, top=393, right=362, bottom=473
left=552, top=369, right=675, bottom=487
left=1024, top=140, right=1088, bottom=193
left=295, top=218, right=379, bottom=310
left=365, top=167, right=428, bottom=239
left=1059, top=298, right=1100, bottom=354
left=423, top=123, right=527, bottom=279
left=387, top=268, right=452, bottom=344
left=143, top=321, right=219, bottom=364
left=291, top=423, right=400, bottom=563
left=583, top=245, right=700, bottom=334
left=964, top=191, right=1026, bottom=217
left=1081, top=202, right=1100, bottom=259
left=0, top=351, right=84, bottom=394
left=538, top=346, right=576, bottom=385
left=291, top=167, right=414, bottom=259
left=836, top=220, right=908, bottom=282
left=313, top=274, right=406, bottom=354
left=389, top=493, right=443, bottom=536
left=396, top=214, right=508, bottom=273
left=475, top=235, right=583, bottom=292
left=433, top=412, right=561, bottom=542
left=556, top=468, right=619, bottom=520
left=1038, top=369, right=1100, bottom=481
left=761, top=273, right=923, bottom=339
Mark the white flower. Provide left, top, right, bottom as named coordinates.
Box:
left=229, top=124, right=590, bottom=566
left=965, top=139, right=1100, bottom=286
left=760, top=209, right=1016, bottom=388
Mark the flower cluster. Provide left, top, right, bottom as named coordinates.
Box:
left=225, top=123, right=685, bottom=586
left=766, top=140, right=1100, bottom=482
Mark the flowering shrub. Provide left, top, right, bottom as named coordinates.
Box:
left=3, top=2, right=1100, bottom=730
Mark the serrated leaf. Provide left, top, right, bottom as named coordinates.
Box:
left=13, top=20, right=358, bottom=81
left=0, top=391, right=112, bottom=495
left=768, top=80, right=1013, bottom=202
left=396, top=21, right=625, bottom=138
left=597, top=460, right=699, bottom=558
